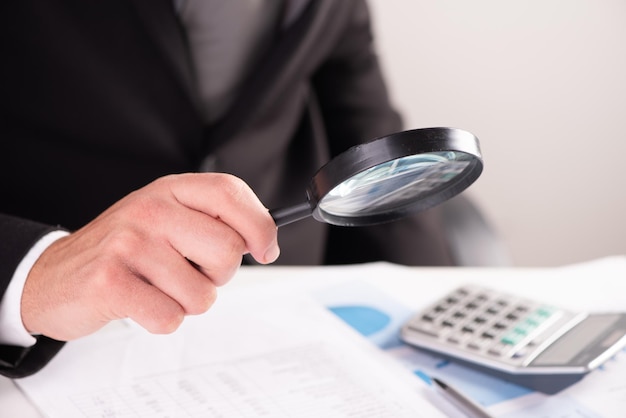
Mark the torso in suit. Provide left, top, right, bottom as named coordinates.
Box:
left=0, top=0, right=453, bottom=377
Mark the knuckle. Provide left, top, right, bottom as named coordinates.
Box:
left=126, top=192, right=170, bottom=224
left=102, top=228, right=145, bottom=259
left=208, top=254, right=242, bottom=287
left=94, top=256, right=134, bottom=294
left=150, top=311, right=184, bottom=334
left=218, top=173, right=249, bottom=205
left=91, top=260, right=122, bottom=288
left=151, top=173, right=179, bottom=188
left=86, top=260, right=130, bottom=302
left=185, top=284, right=217, bottom=315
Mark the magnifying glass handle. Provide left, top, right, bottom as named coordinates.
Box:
left=270, top=202, right=313, bottom=228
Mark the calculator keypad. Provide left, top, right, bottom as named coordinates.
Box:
left=404, top=286, right=569, bottom=364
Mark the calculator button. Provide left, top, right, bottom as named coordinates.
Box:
left=453, top=311, right=466, bottom=319
left=505, top=313, right=519, bottom=321
left=406, top=323, right=440, bottom=338
left=461, top=326, right=475, bottom=334
left=501, top=333, right=523, bottom=346
left=447, top=336, right=460, bottom=344
left=535, top=306, right=555, bottom=317
left=523, top=306, right=556, bottom=327
left=467, top=337, right=492, bottom=351
left=511, top=346, right=531, bottom=359
left=488, top=343, right=511, bottom=357
left=421, top=314, right=435, bottom=322
left=481, top=331, right=496, bottom=340
left=466, top=343, right=481, bottom=350
left=512, top=326, right=528, bottom=337
left=525, top=338, right=546, bottom=352
left=447, top=334, right=472, bottom=345
left=456, top=288, right=470, bottom=297
left=524, top=317, right=540, bottom=327
left=516, top=321, right=537, bottom=334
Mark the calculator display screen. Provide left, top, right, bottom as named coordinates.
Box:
left=530, top=315, right=621, bottom=366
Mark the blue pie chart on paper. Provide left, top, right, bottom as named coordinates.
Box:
left=328, top=305, right=391, bottom=336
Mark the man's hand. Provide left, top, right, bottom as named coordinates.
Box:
left=20, top=173, right=279, bottom=341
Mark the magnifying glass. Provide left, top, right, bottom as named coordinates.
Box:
left=270, top=127, right=483, bottom=227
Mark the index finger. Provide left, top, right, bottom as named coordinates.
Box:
left=165, top=173, right=280, bottom=264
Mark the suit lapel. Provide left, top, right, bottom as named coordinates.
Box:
left=204, top=0, right=328, bottom=154
left=281, top=0, right=312, bottom=28
left=128, top=0, right=201, bottom=112
left=126, top=0, right=338, bottom=160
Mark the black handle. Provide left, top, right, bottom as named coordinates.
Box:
left=270, top=202, right=313, bottom=227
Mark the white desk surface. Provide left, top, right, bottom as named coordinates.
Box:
left=3, top=256, right=625, bottom=417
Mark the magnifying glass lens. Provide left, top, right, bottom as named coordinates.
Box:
left=319, top=151, right=472, bottom=217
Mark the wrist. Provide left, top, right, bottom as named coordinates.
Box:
left=0, top=230, right=69, bottom=347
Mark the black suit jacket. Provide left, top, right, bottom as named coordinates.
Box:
left=0, top=0, right=453, bottom=377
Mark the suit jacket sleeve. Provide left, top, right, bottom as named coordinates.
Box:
left=0, top=214, right=65, bottom=378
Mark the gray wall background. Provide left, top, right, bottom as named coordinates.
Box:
left=368, top=0, right=626, bottom=266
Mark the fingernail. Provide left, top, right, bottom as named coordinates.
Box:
left=264, top=243, right=280, bottom=264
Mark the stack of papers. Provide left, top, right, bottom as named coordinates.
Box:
left=17, top=287, right=444, bottom=418
left=14, top=256, right=626, bottom=417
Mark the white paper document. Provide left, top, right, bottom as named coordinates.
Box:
left=16, top=287, right=444, bottom=418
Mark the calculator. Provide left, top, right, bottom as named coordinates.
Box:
left=400, top=285, right=626, bottom=394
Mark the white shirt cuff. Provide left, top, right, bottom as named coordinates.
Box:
left=0, top=230, right=69, bottom=347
